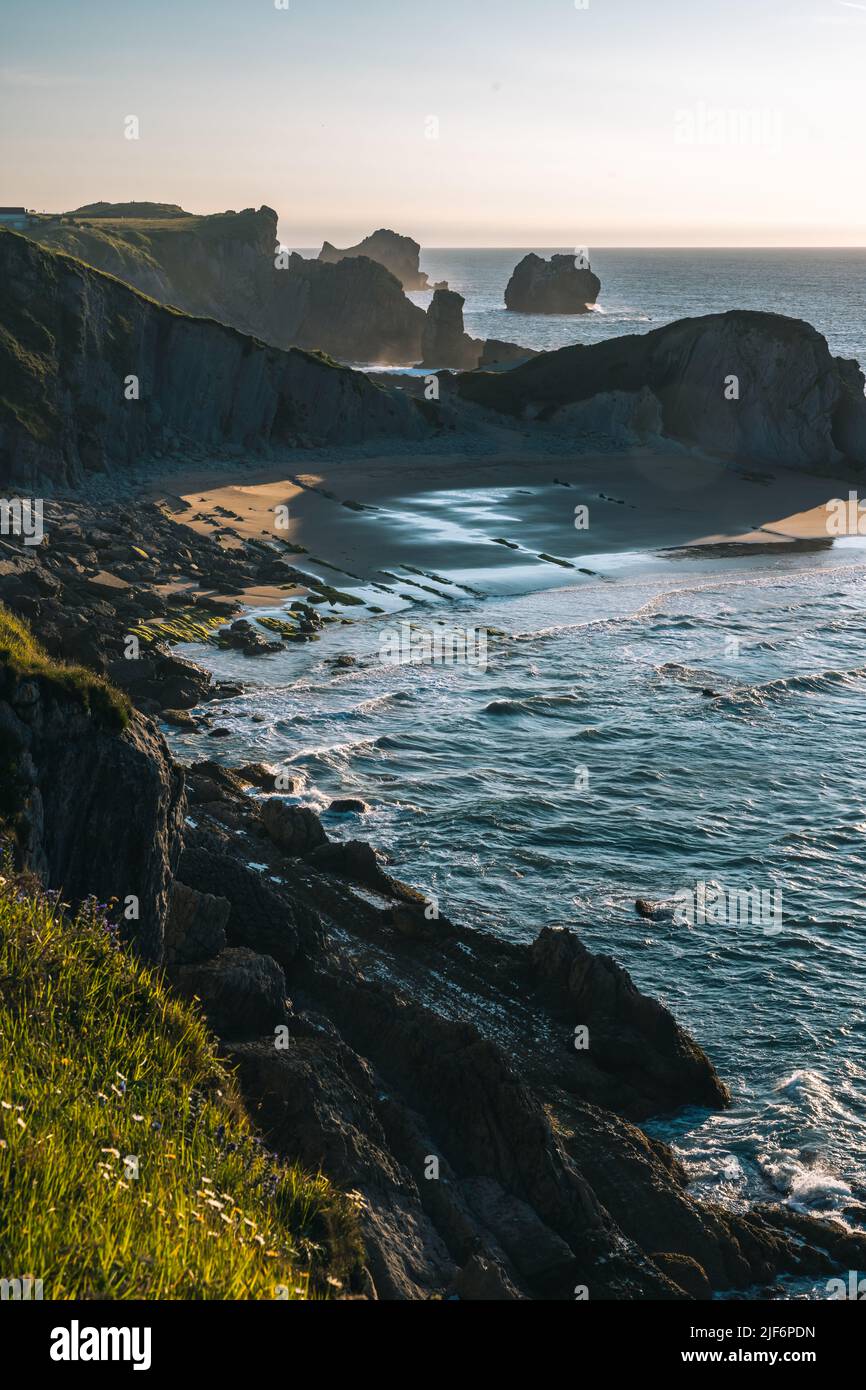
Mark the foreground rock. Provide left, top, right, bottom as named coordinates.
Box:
left=504, top=252, right=601, bottom=313
left=458, top=309, right=866, bottom=470
left=319, top=229, right=431, bottom=291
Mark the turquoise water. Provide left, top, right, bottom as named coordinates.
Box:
left=171, top=539, right=866, bottom=1229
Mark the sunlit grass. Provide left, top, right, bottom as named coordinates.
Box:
left=0, top=873, right=362, bottom=1299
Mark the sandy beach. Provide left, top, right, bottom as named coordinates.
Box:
left=147, top=446, right=851, bottom=608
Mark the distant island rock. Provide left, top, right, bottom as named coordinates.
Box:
left=504, top=252, right=601, bottom=314
left=319, top=228, right=431, bottom=290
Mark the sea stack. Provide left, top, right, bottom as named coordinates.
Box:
left=318, top=228, right=430, bottom=290
left=504, top=252, right=601, bottom=314
left=419, top=288, right=482, bottom=370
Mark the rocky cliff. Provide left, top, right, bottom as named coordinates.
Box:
left=280, top=252, right=425, bottom=363
left=458, top=309, right=866, bottom=469
left=319, top=228, right=431, bottom=290
left=505, top=253, right=601, bottom=313
left=0, top=613, right=182, bottom=961
left=26, top=205, right=426, bottom=364
left=0, top=230, right=427, bottom=489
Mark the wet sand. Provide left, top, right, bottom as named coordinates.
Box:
left=147, top=446, right=852, bottom=606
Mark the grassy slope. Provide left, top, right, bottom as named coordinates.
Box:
left=0, top=873, right=362, bottom=1298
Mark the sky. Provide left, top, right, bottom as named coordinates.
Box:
left=2, top=0, right=865, bottom=247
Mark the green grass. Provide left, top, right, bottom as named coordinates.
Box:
left=0, top=606, right=130, bottom=731
left=0, top=871, right=363, bottom=1299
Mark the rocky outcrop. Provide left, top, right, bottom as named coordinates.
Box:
left=26, top=205, right=427, bottom=365
left=0, top=230, right=427, bottom=489
left=504, top=253, right=601, bottom=313
left=0, top=668, right=183, bottom=962
left=418, top=287, right=538, bottom=372
left=163, top=880, right=229, bottom=966
left=419, top=289, right=482, bottom=370
left=279, top=252, right=425, bottom=363
left=319, top=229, right=431, bottom=291
left=157, top=760, right=866, bottom=1301
left=459, top=310, right=866, bottom=470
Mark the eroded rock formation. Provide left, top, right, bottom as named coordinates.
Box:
left=319, top=228, right=430, bottom=291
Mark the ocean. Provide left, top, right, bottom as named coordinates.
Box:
left=295, top=246, right=866, bottom=367
left=171, top=251, right=866, bottom=1257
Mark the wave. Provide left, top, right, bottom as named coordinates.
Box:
left=482, top=693, right=582, bottom=717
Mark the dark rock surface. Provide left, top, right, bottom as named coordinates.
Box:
left=419, top=289, right=482, bottom=371
left=173, top=945, right=288, bottom=1038
left=260, top=798, right=329, bottom=856
left=459, top=309, right=866, bottom=470
left=0, top=675, right=182, bottom=962
left=504, top=253, right=601, bottom=314
left=163, top=879, right=229, bottom=966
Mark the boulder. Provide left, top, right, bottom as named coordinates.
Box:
left=173, top=946, right=288, bottom=1037
left=504, top=253, right=600, bottom=314
left=163, top=880, right=229, bottom=966
left=260, top=798, right=329, bottom=856
left=178, top=843, right=310, bottom=966
left=306, top=839, right=393, bottom=893
left=529, top=925, right=730, bottom=1112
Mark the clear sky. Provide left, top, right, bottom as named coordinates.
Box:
left=2, top=0, right=864, bottom=247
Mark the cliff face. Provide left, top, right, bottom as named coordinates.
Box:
left=0, top=667, right=183, bottom=962
left=0, top=231, right=427, bottom=489
left=319, top=228, right=430, bottom=290
left=26, top=206, right=426, bottom=364
left=459, top=309, right=866, bottom=469
left=280, top=252, right=425, bottom=363
left=505, top=253, right=601, bottom=313
left=30, top=205, right=280, bottom=341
